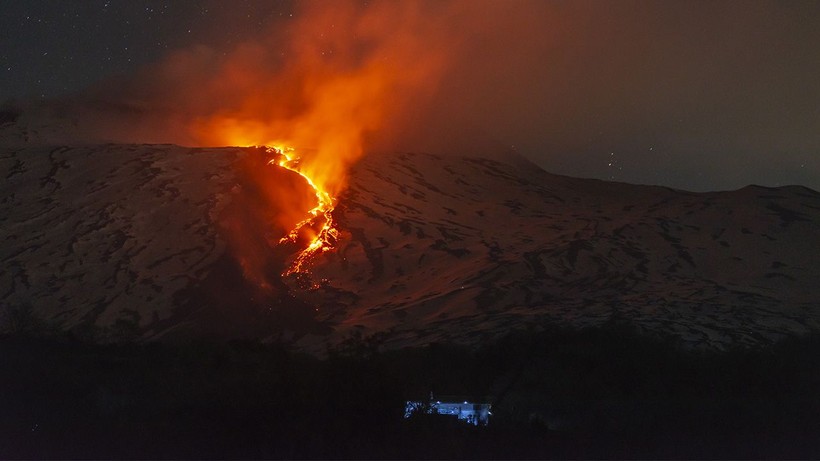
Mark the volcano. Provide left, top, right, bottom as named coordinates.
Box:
left=2, top=143, right=820, bottom=350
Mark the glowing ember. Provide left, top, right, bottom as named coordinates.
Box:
left=266, top=146, right=339, bottom=276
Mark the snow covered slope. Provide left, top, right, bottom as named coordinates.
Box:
left=2, top=145, right=820, bottom=349
left=1, top=145, right=236, bottom=335
left=304, top=152, right=820, bottom=349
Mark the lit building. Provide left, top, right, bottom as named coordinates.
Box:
left=404, top=395, right=492, bottom=426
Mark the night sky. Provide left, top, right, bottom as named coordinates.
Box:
left=2, top=0, right=819, bottom=192
left=0, top=1, right=295, bottom=98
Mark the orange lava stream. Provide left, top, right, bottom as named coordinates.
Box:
left=266, top=146, right=339, bottom=276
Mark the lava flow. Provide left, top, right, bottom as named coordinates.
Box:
left=267, top=146, right=339, bottom=276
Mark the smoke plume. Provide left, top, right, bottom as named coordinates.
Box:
left=23, top=0, right=820, bottom=192
left=65, top=0, right=543, bottom=195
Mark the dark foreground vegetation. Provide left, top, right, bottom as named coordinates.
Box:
left=2, top=323, right=820, bottom=459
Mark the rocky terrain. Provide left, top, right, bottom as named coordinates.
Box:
left=308, top=151, right=820, bottom=349
left=2, top=141, right=820, bottom=350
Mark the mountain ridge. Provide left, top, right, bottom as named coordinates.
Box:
left=2, top=144, right=819, bottom=350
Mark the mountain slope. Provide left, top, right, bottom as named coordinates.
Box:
left=304, top=152, right=820, bottom=349
left=1, top=145, right=235, bottom=333
left=2, top=145, right=819, bottom=349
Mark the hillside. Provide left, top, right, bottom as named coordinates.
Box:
left=2, top=145, right=819, bottom=349
left=304, top=151, right=820, bottom=349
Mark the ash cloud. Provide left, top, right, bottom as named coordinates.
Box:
left=17, top=0, right=820, bottom=192
left=396, top=1, right=820, bottom=191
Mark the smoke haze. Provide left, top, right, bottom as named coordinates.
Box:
left=13, top=0, right=820, bottom=191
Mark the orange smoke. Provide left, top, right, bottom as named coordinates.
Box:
left=187, top=1, right=450, bottom=197
left=65, top=1, right=550, bottom=281
left=180, top=1, right=459, bottom=277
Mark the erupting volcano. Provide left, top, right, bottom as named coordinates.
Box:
left=5, top=1, right=820, bottom=457
left=168, top=0, right=456, bottom=284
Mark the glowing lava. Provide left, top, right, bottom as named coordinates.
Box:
left=267, top=146, right=339, bottom=276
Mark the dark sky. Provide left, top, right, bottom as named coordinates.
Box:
left=0, top=1, right=294, bottom=99
left=1, top=0, right=819, bottom=192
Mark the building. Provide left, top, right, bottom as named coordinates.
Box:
left=404, top=394, right=492, bottom=426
